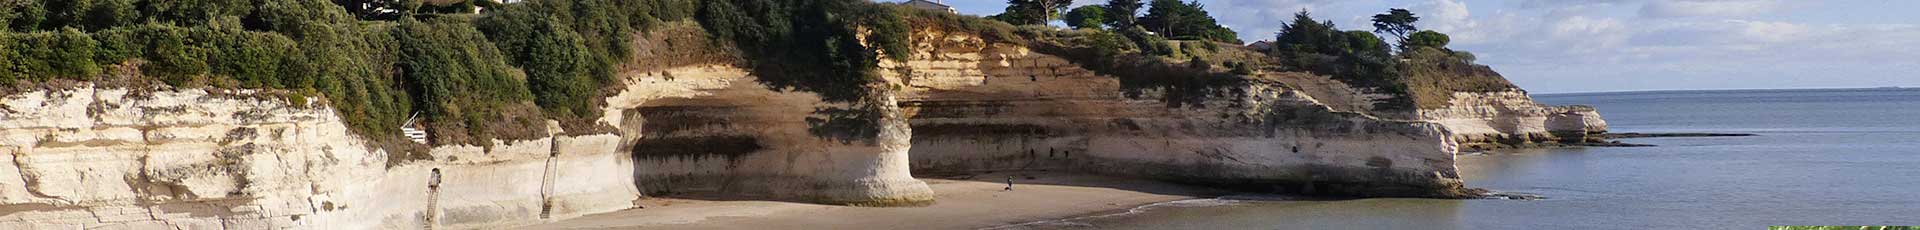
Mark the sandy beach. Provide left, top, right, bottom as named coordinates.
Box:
left=522, top=172, right=1227, bottom=229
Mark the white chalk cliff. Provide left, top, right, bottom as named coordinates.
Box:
left=885, top=30, right=1469, bottom=197
left=0, top=25, right=1600, bottom=229
left=1193, top=55, right=1611, bottom=150
left=0, top=65, right=937, bottom=229
left=1413, top=91, right=1610, bottom=150
left=603, top=66, right=933, bottom=205
left=0, top=86, right=635, bottom=229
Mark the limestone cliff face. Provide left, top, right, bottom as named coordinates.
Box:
left=0, top=86, right=642, bottom=229
left=0, top=23, right=1582, bottom=229
left=1415, top=91, right=1610, bottom=150
left=0, top=65, right=937, bottom=229
left=885, top=31, right=1469, bottom=197
left=0, top=27, right=938, bottom=229
left=1202, top=61, right=1611, bottom=151
left=600, top=66, right=932, bottom=205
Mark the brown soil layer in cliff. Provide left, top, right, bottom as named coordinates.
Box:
left=521, top=172, right=1226, bottom=230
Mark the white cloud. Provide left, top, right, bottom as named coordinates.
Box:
left=1196, top=0, right=1345, bottom=43
left=1412, top=0, right=1473, bottom=34
left=1732, top=20, right=1809, bottom=42
left=1547, top=16, right=1631, bottom=52
left=1381, top=0, right=1920, bottom=92
left=1514, top=0, right=1636, bottom=9
left=1638, top=0, right=1781, bottom=18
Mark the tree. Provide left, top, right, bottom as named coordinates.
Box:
left=998, top=0, right=1071, bottom=25
left=1138, top=0, right=1183, bottom=35
left=1187, top=56, right=1209, bottom=70
left=1344, top=30, right=1390, bottom=55
left=1272, top=10, right=1401, bottom=95
left=1087, top=30, right=1134, bottom=58
left=1405, top=30, right=1450, bottom=49
left=1371, top=8, right=1418, bottom=44
left=1103, top=0, right=1143, bottom=28
left=1274, top=10, right=1338, bottom=55
left=1121, top=26, right=1171, bottom=55
left=84, top=0, right=138, bottom=30
left=1139, top=0, right=1238, bottom=43
left=1064, top=6, right=1106, bottom=30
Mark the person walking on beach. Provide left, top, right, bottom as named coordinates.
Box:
left=1003, top=176, right=1014, bottom=191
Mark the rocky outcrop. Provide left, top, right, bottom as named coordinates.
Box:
left=1198, top=61, right=1611, bottom=151
left=0, top=21, right=1590, bottom=229
left=1416, top=91, right=1610, bottom=150
left=601, top=66, right=933, bottom=206
left=885, top=31, right=1470, bottom=197
left=0, top=86, right=643, bottom=229
left=0, top=64, right=938, bottom=229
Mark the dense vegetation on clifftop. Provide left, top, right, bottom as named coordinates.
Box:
left=1266, top=10, right=1514, bottom=110
left=0, top=0, right=923, bottom=147
left=986, top=1, right=1514, bottom=110
left=0, top=0, right=1518, bottom=150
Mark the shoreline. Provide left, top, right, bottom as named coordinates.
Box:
left=524, top=172, right=1228, bottom=229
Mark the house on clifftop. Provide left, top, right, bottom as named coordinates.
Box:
left=896, top=0, right=957, bottom=14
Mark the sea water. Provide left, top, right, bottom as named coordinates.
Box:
left=1002, top=88, right=1920, bottom=229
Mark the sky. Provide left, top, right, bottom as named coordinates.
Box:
left=882, top=0, right=1920, bottom=93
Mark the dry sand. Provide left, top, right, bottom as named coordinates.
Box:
left=521, top=172, right=1226, bottom=230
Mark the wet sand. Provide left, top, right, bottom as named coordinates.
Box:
left=522, top=172, right=1224, bottom=230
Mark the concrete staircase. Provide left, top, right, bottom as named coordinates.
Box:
left=401, top=112, right=429, bottom=144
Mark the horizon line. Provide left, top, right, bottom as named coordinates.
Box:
left=1535, top=86, right=1910, bottom=96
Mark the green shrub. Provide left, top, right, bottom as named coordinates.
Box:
left=209, top=31, right=298, bottom=88
left=697, top=0, right=906, bottom=103
left=1406, top=30, right=1449, bottom=49
left=693, top=0, right=913, bottom=142
left=1086, top=30, right=1135, bottom=60
left=894, top=5, right=1021, bottom=44
left=84, top=0, right=139, bottom=30
left=1, top=28, right=102, bottom=80
left=3, top=2, right=47, bottom=31
left=473, top=0, right=678, bottom=119
left=1187, top=56, right=1209, bottom=70
left=1228, top=61, right=1254, bottom=75
left=0, top=0, right=964, bottom=148
left=90, top=28, right=141, bottom=62
left=291, top=22, right=410, bottom=141
left=135, top=26, right=211, bottom=85
left=1402, top=46, right=1513, bottom=109
left=395, top=17, right=530, bottom=128
left=476, top=3, right=589, bottom=117
left=1019, top=28, right=1242, bottom=108
left=647, top=0, right=699, bottom=21
left=1064, top=5, right=1105, bottom=30
left=251, top=0, right=356, bottom=34
left=1138, top=0, right=1239, bottom=44
left=0, top=33, right=12, bottom=84
left=142, top=0, right=256, bottom=26
left=1270, top=11, right=1411, bottom=109
left=1120, top=26, right=1171, bottom=56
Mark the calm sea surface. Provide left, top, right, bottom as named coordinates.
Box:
left=1005, top=88, right=1920, bottom=229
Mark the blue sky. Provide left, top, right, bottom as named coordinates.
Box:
left=882, top=0, right=1920, bottom=93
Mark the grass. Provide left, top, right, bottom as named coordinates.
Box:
left=1772, top=227, right=1920, bottom=230
left=1400, top=47, right=1517, bottom=109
